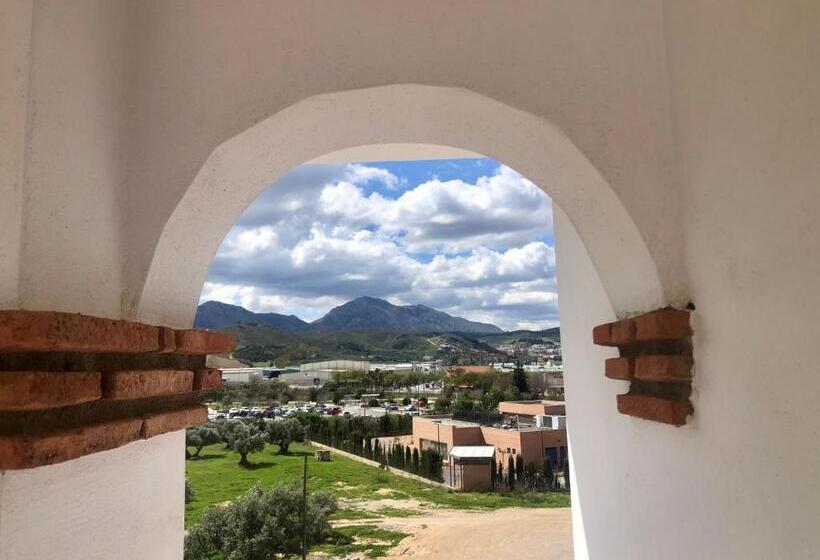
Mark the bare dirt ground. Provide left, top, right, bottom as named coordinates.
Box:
left=381, top=507, right=573, bottom=560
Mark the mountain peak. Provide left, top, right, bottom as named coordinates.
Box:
left=311, top=297, right=502, bottom=333
left=195, top=297, right=503, bottom=334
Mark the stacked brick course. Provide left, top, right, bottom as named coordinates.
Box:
left=0, top=311, right=233, bottom=469
left=593, top=309, right=693, bottom=426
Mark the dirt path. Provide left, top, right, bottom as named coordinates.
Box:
left=378, top=507, right=573, bottom=560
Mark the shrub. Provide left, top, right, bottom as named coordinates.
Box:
left=266, top=418, right=305, bottom=454
left=184, top=484, right=336, bottom=560
left=185, top=478, right=195, bottom=504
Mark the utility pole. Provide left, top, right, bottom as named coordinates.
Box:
left=301, top=455, right=308, bottom=560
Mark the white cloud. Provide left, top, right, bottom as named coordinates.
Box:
left=343, top=163, right=400, bottom=189
left=202, top=160, right=558, bottom=330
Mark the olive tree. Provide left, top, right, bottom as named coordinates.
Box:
left=227, top=422, right=266, bottom=466
left=266, top=418, right=305, bottom=455
left=184, top=484, right=337, bottom=560
left=185, top=425, right=221, bottom=459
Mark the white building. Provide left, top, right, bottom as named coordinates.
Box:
left=219, top=367, right=265, bottom=384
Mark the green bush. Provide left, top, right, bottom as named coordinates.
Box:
left=185, top=478, right=195, bottom=504
left=184, top=484, right=337, bottom=560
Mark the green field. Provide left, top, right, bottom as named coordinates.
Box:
left=185, top=442, right=570, bottom=527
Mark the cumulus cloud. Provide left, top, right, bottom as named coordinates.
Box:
left=318, top=164, right=553, bottom=253
left=202, top=160, right=559, bottom=330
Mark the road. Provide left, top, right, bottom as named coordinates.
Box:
left=383, top=507, right=573, bottom=560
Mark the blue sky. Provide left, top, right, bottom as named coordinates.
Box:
left=200, top=158, right=559, bottom=330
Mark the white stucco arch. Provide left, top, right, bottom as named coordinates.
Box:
left=134, top=84, right=664, bottom=328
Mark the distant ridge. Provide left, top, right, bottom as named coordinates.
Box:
left=194, top=296, right=503, bottom=334
left=194, top=301, right=311, bottom=331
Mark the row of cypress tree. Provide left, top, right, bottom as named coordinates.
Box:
left=296, top=413, right=444, bottom=482
left=489, top=455, right=571, bottom=492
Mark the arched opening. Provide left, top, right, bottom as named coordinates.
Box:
left=186, top=155, right=577, bottom=559
left=134, top=85, right=664, bottom=329
left=137, top=84, right=665, bottom=560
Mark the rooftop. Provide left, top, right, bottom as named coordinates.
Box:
left=449, top=445, right=497, bottom=459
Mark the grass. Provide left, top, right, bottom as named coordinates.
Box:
left=186, top=442, right=571, bottom=527
left=312, top=525, right=410, bottom=558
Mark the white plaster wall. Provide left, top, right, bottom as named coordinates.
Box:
left=0, top=0, right=32, bottom=309
left=137, top=86, right=664, bottom=328
left=552, top=4, right=820, bottom=558
left=0, top=431, right=185, bottom=560
left=121, top=0, right=685, bottom=315
left=15, top=0, right=127, bottom=318
left=3, top=2, right=820, bottom=560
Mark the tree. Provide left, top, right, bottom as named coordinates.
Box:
left=405, top=445, right=412, bottom=469
left=184, top=484, right=337, bottom=560
left=562, top=457, right=571, bottom=491
left=507, top=456, right=515, bottom=490
left=452, top=395, right=475, bottom=413
left=217, top=420, right=245, bottom=450
left=515, top=454, right=524, bottom=483
left=266, top=418, right=305, bottom=455
left=479, top=387, right=504, bottom=412
left=512, top=360, right=529, bottom=394
left=434, top=396, right=451, bottom=412
left=412, top=447, right=420, bottom=473
left=542, top=458, right=554, bottom=491
left=185, top=426, right=221, bottom=459
left=228, top=423, right=266, bottom=466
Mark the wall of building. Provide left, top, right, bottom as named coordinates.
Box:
left=0, top=431, right=184, bottom=560
left=452, top=463, right=493, bottom=492
left=2, top=2, right=819, bottom=559
left=411, top=417, right=484, bottom=454
left=497, top=401, right=566, bottom=417
left=480, top=426, right=567, bottom=469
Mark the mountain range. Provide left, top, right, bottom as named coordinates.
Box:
left=195, top=297, right=504, bottom=334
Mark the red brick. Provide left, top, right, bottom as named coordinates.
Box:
left=102, top=369, right=193, bottom=400
left=0, top=371, right=101, bottom=411
left=193, top=368, right=223, bottom=391
left=174, top=330, right=235, bottom=355
left=157, top=327, right=177, bottom=353
left=0, top=310, right=162, bottom=353
left=634, top=309, right=691, bottom=341
left=605, top=357, right=633, bottom=380
left=0, top=417, right=142, bottom=469
left=610, top=318, right=636, bottom=345
left=592, top=323, right=613, bottom=345
left=634, top=355, right=691, bottom=382
left=141, top=405, right=207, bottom=438
left=616, top=394, right=692, bottom=426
